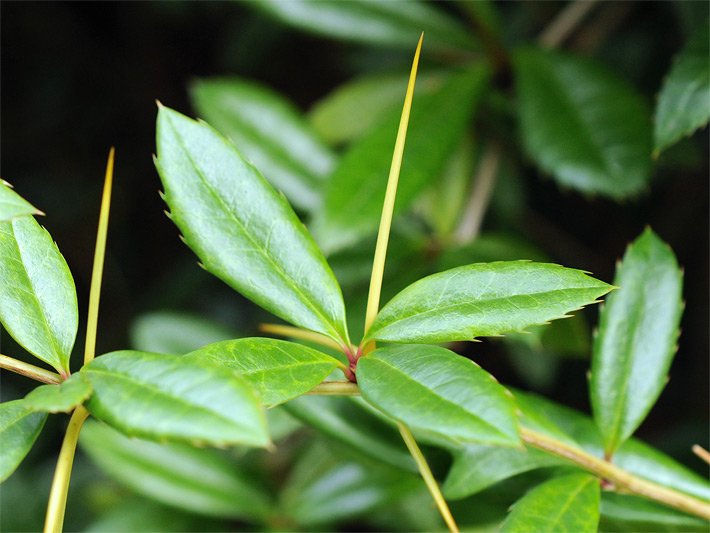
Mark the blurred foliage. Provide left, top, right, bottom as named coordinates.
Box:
left=1, top=1, right=708, bottom=531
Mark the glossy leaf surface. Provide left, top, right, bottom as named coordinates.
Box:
left=155, top=106, right=349, bottom=345
left=23, top=373, right=92, bottom=413
left=514, top=390, right=710, bottom=502
left=516, top=48, right=652, bottom=199
left=284, top=395, right=416, bottom=472
left=80, top=421, right=272, bottom=520
left=191, top=77, right=335, bottom=211
left=312, top=67, right=488, bottom=253
left=655, top=25, right=710, bottom=153
left=281, top=439, right=422, bottom=527
left=365, top=261, right=611, bottom=344
left=358, top=345, right=519, bottom=446
left=253, top=0, right=475, bottom=52
left=0, top=182, right=41, bottom=221
left=0, top=400, right=46, bottom=482
left=184, top=337, right=341, bottom=406
left=443, top=443, right=565, bottom=499
left=0, top=216, right=78, bottom=374
left=501, top=473, right=600, bottom=532
left=591, top=229, right=683, bottom=455
left=82, top=350, right=268, bottom=447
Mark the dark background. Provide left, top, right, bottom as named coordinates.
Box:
left=1, top=1, right=708, bottom=525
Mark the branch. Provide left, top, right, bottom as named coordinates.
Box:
left=453, top=141, right=502, bottom=244
left=521, top=427, right=710, bottom=520
left=259, top=323, right=344, bottom=352
left=0, top=354, right=62, bottom=384
left=538, top=0, right=599, bottom=49
left=44, top=406, right=90, bottom=533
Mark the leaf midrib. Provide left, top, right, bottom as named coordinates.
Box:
left=543, top=476, right=594, bottom=529
left=165, top=115, right=344, bottom=344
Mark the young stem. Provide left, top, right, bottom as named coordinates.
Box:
left=84, top=147, right=114, bottom=365
left=398, top=422, right=459, bottom=532
left=362, top=34, right=423, bottom=351
left=43, top=406, right=89, bottom=533
left=259, top=323, right=344, bottom=352
left=520, top=427, right=710, bottom=520
left=306, top=381, right=360, bottom=396
left=0, top=354, right=62, bottom=384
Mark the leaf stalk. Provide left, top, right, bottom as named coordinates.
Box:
left=306, top=380, right=360, bottom=396
left=0, top=354, right=63, bottom=384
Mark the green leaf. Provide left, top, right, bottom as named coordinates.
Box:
left=80, top=420, right=272, bottom=521
left=308, top=71, right=444, bottom=145
left=0, top=181, right=42, bottom=221
left=284, top=395, right=416, bottom=472
left=515, top=48, right=652, bottom=199
left=312, top=67, right=489, bottom=253
left=590, top=229, right=683, bottom=455
left=129, top=311, right=235, bottom=354
left=365, top=261, right=612, bottom=344
left=514, top=390, right=710, bottom=502
left=655, top=24, right=710, bottom=154
left=414, top=135, right=477, bottom=239
left=252, top=0, right=476, bottom=52
left=82, top=350, right=269, bottom=447
left=23, top=373, right=92, bottom=413
left=0, top=400, right=46, bottom=482
left=0, top=216, right=78, bottom=375
left=443, top=444, right=565, bottom=499
left=184, top=337, right=341, bottom=406
left=357, top=345, right=519, bottom=446
left=280, top=439, right=422, bottom=527
left=190, top=77, right=335, bottom=211
left=501, top=473, right=600, bottom=532
left=85, top=498, right=215, bottom=532
left=600, top=492, right=709, bottom=532
left=155, top=105, right=349, bottom=346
